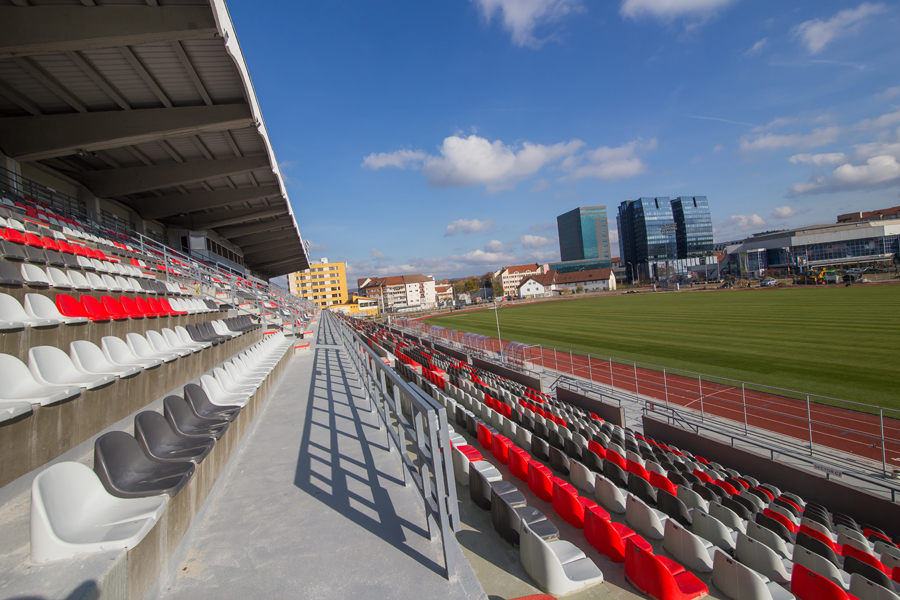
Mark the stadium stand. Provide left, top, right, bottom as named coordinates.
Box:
left=336, top=315, right=900, bottom=600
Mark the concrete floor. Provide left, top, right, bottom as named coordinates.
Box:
left=157, top=318, right=484, bottom=600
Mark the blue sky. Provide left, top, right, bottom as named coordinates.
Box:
left=228, top=0, right=900, bottom=281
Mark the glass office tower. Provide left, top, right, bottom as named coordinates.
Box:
left=556, top=206, right=611, bottom=262
left=671, top=196, right=714, bottom=259
left=617, top=197, right=676, bottom=265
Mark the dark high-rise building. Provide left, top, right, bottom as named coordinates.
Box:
left=556, top=206, right=611, bottom=262
left=617, top=196, right=714, bottom=281
left=671, top=196, right=714, bottom=259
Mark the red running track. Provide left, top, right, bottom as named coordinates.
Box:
left=447, top=333, right=900, bottom=468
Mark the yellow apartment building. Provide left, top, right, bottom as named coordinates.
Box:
left=288, top=258, right=348, bottom=309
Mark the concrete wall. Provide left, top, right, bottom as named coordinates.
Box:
left=433, top=342, right=470, bottom=364
left=127, top=345, right=293, bottom=600
left=557, top=386, right=626, bottom=427
left=642, top=416, right=900, bottom=534
left=0, top=328, right=261, bottom=489
left=472, top=357, right=543, bottom=392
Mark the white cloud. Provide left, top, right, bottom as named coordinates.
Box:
left=878, top=86, right=900, bottom=100
left=453, top=248, right=517, bottom=265
left=713, top=144, right=724, bottom=153
left=484, top=239, right=511, bottom=252
left=423, top=134, right=584, bottom=191
left=559, top=138, right=657, bottom=181
left=525, top=250, right=560, bottom=263
left=307, top=241, right=328, bottom=251
left=519, top=234, right=555, bottom=249
left=789, top=152, right=846, bottom=165
left=854, top=135, right=900, bottom=161
left=740, top=127, right=841, bottom=152
left=771, top=206, right=797, bottom=219
left=361, top=149, right=427, bottom=170
left=620, top=0, right=736, bottom=22
left=792, top=155, right=900, bottom=195
left=794, top=3, right=887, bottom=55
left=472, top=0, right=583, bottom=47
left=854, top=108, right=900, bottom=132
left=744, top=38, right=768, bottom=56
left=727, top=214, right=767, bottom=231
left=369, top=248, right=386, bottom=260
left=444, top=218, right=495, bottom=236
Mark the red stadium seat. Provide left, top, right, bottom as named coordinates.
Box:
left=585, top=506, right=649, bottom=562
left=4, top=228, right=26, bottom=244
left=118, top=296, right=146, bottom=319
left=715, top=480, right=739, bottom=496
left=587, top=440, right=607, bottom=459
left=509, top=447, right=530, bottom=481
left=693, top=469, right=713, bottom=484
left=100, top=296, right=130, bottom=321
left=842, top=545, right=889, bottom=575
left=799, top=525, right=840, bottom=552
left=552, top=478, right=596, bottom=528
left=147, top=298, right=172, bottom=316
left=491, top=434, right=511, bottom=465
left=477, top=423, right=492, bottom=451
left=791, top=564, right=859, bottom=600
left=40, top=236, right=59, bottom=251
left=649, top=471, right=678, bottom=496
left=606, top=449, right=626, bottom=470
left=753, top=486, right=775, bottom=501
left=56, top=294, right=91, bottom=320
left=71, top=244, right=88, bottom=257
left=80, top=296, right=112, bottom=322
left=627, top=460, right=651, bottom=482
left=527, top=460, right=553, bottom=502
left=56, top=239, right=75, bottom=254
left=625, top=538, right=709, bottom=600
left=764, top=508, right=799, bottom=534
left=134, top=297, right=161, bottom=318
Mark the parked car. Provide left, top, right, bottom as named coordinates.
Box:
left=760, top=278, right=778, bottom=287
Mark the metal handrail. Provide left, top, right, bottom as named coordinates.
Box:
left=328, top=311, right=460, bottom=580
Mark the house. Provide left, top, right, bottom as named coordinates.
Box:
left=357, top=274, right=437, bottom=311
left=517, top=268, right=617, bottom=298
left=495, top=263, right=545, bottom=296
left=434, top=284, right=453, bottom=305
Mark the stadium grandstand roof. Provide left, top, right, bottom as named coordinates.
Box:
left=0, top=0, right=308, bottom=277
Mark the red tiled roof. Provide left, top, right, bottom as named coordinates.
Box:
left=502, top=263, right=541, bottom=275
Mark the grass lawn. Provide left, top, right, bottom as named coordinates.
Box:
left=423, top=286, right=900, bottom=411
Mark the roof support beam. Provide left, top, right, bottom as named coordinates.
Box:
left=191, top=206, right=286, bottom=230
left=252, top=255, right=308, bottom=272
left=81, top=155, right=269, bottom=197
left=232, top=229, right=298, bottom=250
left=0, top=5, right=218, bottom=58
left=243, top=245, right=302, bottom=261
left=133, top=185, right=280, bottom=220
left=217, top=218, right=291, bottom=240
left=0, top=104, right=254, bottom=161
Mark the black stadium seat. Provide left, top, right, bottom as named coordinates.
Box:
left=164, top=395, right=229, bottom=439
left=0, top=261, right=24, bottom=288
left=93, top=431, right=194, bottom=499
left=548, top=446, right=570, bottom=476
left=795, top=531, right=841, bottom=568
left=603, top=459, right=628, bottom=489
left=843, top=555, right=894, bottom=590
left=1, top=240, right=26, bottom=261
left=184, top=383, right=241, bottom=422
left=134, top=411, right=214, bottom=464
left=755, top=512, right=794, bottom=544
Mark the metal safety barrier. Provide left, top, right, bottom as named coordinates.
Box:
left=328, top=311, right=460, bottom=580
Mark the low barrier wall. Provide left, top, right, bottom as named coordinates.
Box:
left=433, top=342, right=470, bottom=364
left=557, top=386, right=626, bottom=427
left=642, top=416, right=900, bottom=534
left=472, top=357, right=544, bottom=392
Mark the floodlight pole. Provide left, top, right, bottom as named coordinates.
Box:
left=494, top=305, right=503, bottom=364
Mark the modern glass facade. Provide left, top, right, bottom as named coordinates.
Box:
left=557, top=206, right=610, bottom=262
left=671, top=196, right=714, bottom=259
left=547, top=258, right=613, bottom=274
left=617, top=197, right=676, bottom=266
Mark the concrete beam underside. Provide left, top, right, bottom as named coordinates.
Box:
left=135, top=186, right=281, bottom=221
left=157, top=318, right=484, bottom=600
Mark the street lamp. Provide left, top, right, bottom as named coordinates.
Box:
left=627, top=262, right=636, bottom=285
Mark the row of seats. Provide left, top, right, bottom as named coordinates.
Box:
left=0, top=293, right=218, bottom=331
left=0, top=317, right=257, bottom=419
left=29, top=331, right=293, bottom=563
left=0, top=260, right=188, bottom=294
left=357, top=321, right=898, bottom=600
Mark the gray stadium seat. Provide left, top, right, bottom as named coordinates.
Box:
left=93, top=431, right=194, bottom=499
left=134, top=411, right=214, bottom=464
left=713, top=549, right=796, bottom=600
left=519, top=520, right=604, bottom=595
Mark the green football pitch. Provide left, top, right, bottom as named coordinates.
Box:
left=422, top=286, right=900, bottom=411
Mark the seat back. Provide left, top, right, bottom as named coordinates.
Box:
left=712, top=549, right=772, bottom=600
left=796, top=532, right=841, bottom=567
left=735, top=531, right=792, bottom=584
left=70, top=340, right=111, bottom=373
left=520, top=520, right=567, bottom=594
left=624, top=538, right=678, bottom=599
left=93, top=431, right=149, bottom=495
left=791, top=564, right=851, bottom=600
left=626, top=494, right=665, bottom=540
left=843, top=555, right=894, bottom=591
left=569, top=459, right=595, bottom=494
left=678, top=484, right=709, bottom=513
left=793, top=546, right=844, bottom=588
left=32, top=462, right=103, bottom=543
left=663, top=519, right=714, bottom=573
left=711, top=501, right=746, bottom=532
left=747, top=519, right=793, bottom=560
left=849, top=572, right=900, bottom=600
left=692, top=509, right=735, bottom=552
left=627, top=474, right=657, bottom=506
left=657, top=489, right=693, bottom=528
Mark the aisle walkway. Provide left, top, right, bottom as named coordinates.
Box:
left=158, top=318, right=484, bottom=600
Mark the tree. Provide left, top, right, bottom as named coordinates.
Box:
left=464, top=279, right=479, bottom=294
left=492, top=277, right=504, bottom=298
left=576, top=285, right=584, bottom=293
